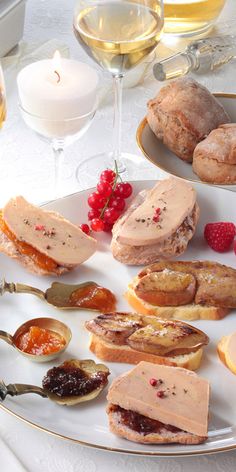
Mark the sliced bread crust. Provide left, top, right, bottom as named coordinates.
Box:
left=125, top=286, right=229, bottom=321
left=89, top=334, right=203, bottom=371
left=107, top=404, right=207, bottom=444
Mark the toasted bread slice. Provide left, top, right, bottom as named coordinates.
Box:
left=0, top=196, right=97, bottom=276
left=107, top=404, right=207, bottom=444
left=125, top=285, right=229, bottom=321
left=217, top=332, right=236, bottom=375
left=89, top=334, right=203, bottom=371
left=0, top=230, right=67, bottom=276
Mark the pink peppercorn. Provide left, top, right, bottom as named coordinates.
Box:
left=156, top=390, right=166, bottom=398
left=149, top=378, right=157, bottom=387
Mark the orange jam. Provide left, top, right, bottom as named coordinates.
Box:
left=0, top=212, right=58, bottom=273
left=15, top=326, right=66, bottom=356
left=69, top=283, right=116, bottom=312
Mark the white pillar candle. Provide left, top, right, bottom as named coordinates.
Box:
left=17, top=52, right=99, bottom=138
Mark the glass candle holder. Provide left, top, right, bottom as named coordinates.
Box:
left=19, top=103, right=96, bottom=198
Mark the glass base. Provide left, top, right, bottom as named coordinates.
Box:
left=164, top=21, right=214, bottom=38
left=76, top=151, right=153, bottom=189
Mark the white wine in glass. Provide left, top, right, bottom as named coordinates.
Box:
left=0, top=63, right=6, bottom=128
left=73, top=0, right=164, bottom=185
left=164, top=0, right=226, bottom=36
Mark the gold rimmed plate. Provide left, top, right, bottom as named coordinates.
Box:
left=1, top=182, right=236, bottom=456
left=136, top=93, right=236, bottom=192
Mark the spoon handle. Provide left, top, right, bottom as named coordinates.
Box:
left=0, top=381, right=47, bottom=401
left=0, top=330, right=14, bottom=346
left=0, top=279, right=45, bottom=300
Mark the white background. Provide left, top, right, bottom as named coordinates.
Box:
left=0, top=0, right=236, bottom=470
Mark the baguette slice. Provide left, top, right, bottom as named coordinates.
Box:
left=89, top=334, right=203, bottom=371
left=217, top=332, right=236, bottom=374
left=0, top=196, right=97, bottom=275
left=107, top=404, right=206, bottom=444
left=125, top=285, right=229, bottom=321
left=107, top=361, right=209, bottom=444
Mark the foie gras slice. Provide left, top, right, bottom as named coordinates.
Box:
left=2, top=196, right=97, bottom=267
left=117, top=178, right=197, bottom=246
left=107, top=361, right=209, bottom=437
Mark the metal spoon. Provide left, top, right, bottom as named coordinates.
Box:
left=0, top=317, right=71, bottom=362
left=0, top=380, right=75, bottom=405
left=0, top=359, right=110, bottom=405
left=0, top=279, right=105, bottom=310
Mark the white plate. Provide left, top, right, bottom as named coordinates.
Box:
left=0, top=181, right=236, bottom=457
left=136, top=94, right=236, bottom=192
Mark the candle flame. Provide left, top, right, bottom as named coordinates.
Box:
left=52, top=50, right=61, bottom=83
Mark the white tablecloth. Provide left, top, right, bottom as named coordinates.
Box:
left=0, top=0, right=236, bottom=470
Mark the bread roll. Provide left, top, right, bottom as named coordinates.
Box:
left=193, top=124, right=236, bottom=183
left=147, top=78, right=230, bottom=162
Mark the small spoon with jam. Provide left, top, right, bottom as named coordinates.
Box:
left=0, top=359, right=110, bottom=405
left=0, top=279, right=116, bottom=311
left=0, top=317, right=71, bottom=362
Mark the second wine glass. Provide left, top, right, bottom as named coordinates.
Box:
left=73, top=0, right=164, bottom=185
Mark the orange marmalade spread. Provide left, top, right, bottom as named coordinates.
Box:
left=69, top=283, right=116, bottom=311
left=0, top=212, right=58, bottom=273
left=15, top=326, right=66, bottom=356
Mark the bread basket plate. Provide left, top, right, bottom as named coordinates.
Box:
left=0, top=180, right=236, bottom=457
left=136, top=94, right=236, bottom=192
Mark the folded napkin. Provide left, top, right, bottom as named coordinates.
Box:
left=0, top=435, right=28, bottom=472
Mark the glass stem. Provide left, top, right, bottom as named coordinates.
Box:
left=112, top=74, right=126, bottom=173
left=52, top=140, right=64, bottom=199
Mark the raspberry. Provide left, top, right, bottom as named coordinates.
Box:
left=204, top=222, right=235, bottom=252
left=234, top=240, right=236, bottom=255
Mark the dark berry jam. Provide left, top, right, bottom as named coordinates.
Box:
left=114, top=406, right=182, bottom=435
left=42, top=362, right=109, bottom=397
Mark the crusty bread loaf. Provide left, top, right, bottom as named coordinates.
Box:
left=89, top=334, right=203, bottom=370
left=147, top=77, right=230, bottom=163
left=107, top=404, right=207, bottom=444
left=193, top=124, right=236, bottom=184
left=125, top=285, right=229, bottom=321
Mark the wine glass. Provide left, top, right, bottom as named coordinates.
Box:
left=0, top=62, right=6, bottom=129
left=73, top=0, right=164, bottom=185
left=19, top=104, right=96, bottom=199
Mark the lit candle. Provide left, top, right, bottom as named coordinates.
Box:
left=17, top=51, right=98, bottom=137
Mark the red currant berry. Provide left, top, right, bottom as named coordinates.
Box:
left=103, top=222, right=113, bottom=232
left=88, top=192, right=106, bottom=210
left=97, top=181, right=112, bottom=197
left=88, top=208, right=100, bottom=220
left=114, top=182, right=133, bottom=199
left=103, top=207, right=120, bottom=224
left=79, top=223, right=90, bottom=235
left=100, top=169, right=116, bottom=184
left=90, top=218, right=104, bottom=232
left=108, top=196, right=125, bottom=212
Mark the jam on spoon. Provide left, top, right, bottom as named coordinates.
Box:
left=42, top=359, right=110, bottom=404
left=15, top=326, right=66, bottom=356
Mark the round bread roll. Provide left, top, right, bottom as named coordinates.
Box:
left=192, top=124, right=236, bottom=184
left=147, top=78, right=230, bottom=163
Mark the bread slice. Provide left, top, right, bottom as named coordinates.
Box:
left=0, top=196, right=97, bottom=276
left=107, top=404, right=207, bottom=444
left=125, top=285, right=229, bottom=321
left=111, top=178, right=199, bottom=266
left=89, top=334, right=203, bottom=371
left=217, top=332, right=236, bottom=375
left=0, top=230, right=67, bottom=276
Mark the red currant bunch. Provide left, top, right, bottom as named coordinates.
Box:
left=79, top=165, right=133, bottom=233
